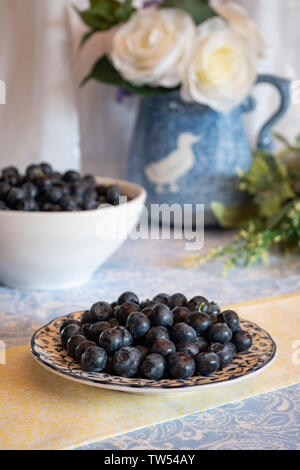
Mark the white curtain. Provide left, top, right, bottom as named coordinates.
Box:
left=0, top=1, right=299, bottom=175
left=0, top=0, right=81, bottom=172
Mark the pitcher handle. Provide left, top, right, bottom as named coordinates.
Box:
left=254, top=74, right=290, bottom=150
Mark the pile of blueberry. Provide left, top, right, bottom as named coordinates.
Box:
left=0, top=164, right=124, bottom=211
left=60, top=292, right=253, bottom=380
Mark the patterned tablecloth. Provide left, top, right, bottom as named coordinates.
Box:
left=0, top=230, right=299, bottom=450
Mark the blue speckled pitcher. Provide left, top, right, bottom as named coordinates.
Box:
left=128, top=75, right=290, bottom=226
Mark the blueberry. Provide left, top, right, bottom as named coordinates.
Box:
left=196, top=336, right=209, bottom=352
left=40, top=162, right=53, bottom=175
left=86, top=321, right=111, bottom=343
left=109, top=318, right=119, bottom=328
left=150, top=339, right=176, bottom=357
left=82, top=197, right=99, bottom=211
left=141, top=354, right=166, bottom=380
left=168, top=352, right=195, bottom=379
left=60, top=324, right=83, bottom=347
left=227, top=342, right=237, bottom=356
left=66, top=334, right=86, bottom=359
left=6, top=187, right=26, bottom=208
left=187, top=296, right=209, bottom=313
left=167, top=293, right=187, bottom=310
left=96, top=184, right=107, bottom=197
left=89, top=301, right=113, bottom=323
left=59, top=319, right=81, bottom=333
left=116, top=302, right=140, bottom=325
left=15, top=198, right=38, bottom=211
left=208, top=301, right=221, bottom=316
left=75, top=341, right=97, bottom=362
left=80, top=311, right=91, bottom=325
left=126, top=312, right=150, bottom=338
left=83, top=174, right=97, bottom=188
left=81, top=346, right=107, bottom=373
left=232, top=330, right=252, bottom=352
left=207, top=323, right=233, bottom=344
left=170, top=322, right=197, bottom=344
left=59, top=195, right=78, bottom=211
left=25, top=164, right=44, bottom=182
left=187, top=313, right=212, bottom=335
left=140, top=299, right=155, bottom=310
left=209, top=343, right=233, bottom=369
left=21, top=182, right=39, bottom=199
left=99, top=328, right=124, bottom=354
left=35, top=175, right=53, bottom=192
left=173, top=306, right=191, bottom=324
left=218, top=310, right=240, bottom=333
left=135, top=344, right=150, bottom=359
left=195, top=352, right=220, bottom=376
left=81, top=323, right=91, bottom=335
left=0, top=181, right=11, bottom=199
left=1, top=166, right=19, bottom=185
left=106, top=184, right=122, bottom=205
left=117, top=291, right=139, bottom=305
left=176, top=341, right=199, bottom=357
left=145, top=326, right=169, bottom=346
left=114, top=326, right=133, bottom=347
left=149, top=303, right=173, bottom=327
left=63, top=170, right=80, bottom=183
left=44, top=185, right=63, bottom=204
left=113, top=347, right=142, bottom=377
left=152, top=293, right=170, bottom=305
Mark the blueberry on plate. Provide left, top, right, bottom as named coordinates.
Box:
left=196, top=336, right=209, bottom=352
left=116, top=302, right=140, bottom=325
left=59, top=195, right=78, bottom=211
left=6, top=187, right=26, bottom=208
left=89, top=301, right=113, bottom=323
left=232, top=330, right=252, bottom=352
left=21, top=182, right=39, bottom=199
left=99, top=328, right=124, bottom=354
left=207, top=323, right=233, bottom=344
left=60, top=324, right=83, bottom=347
left=152, top=293, right=170, bottom=305
left=145, top=326, right=169, bottom=346
left=170, top=322, right=197, bottom=344
left=126, top=312, right=150, bottom=338
left=135, top=344, right=150, bottom=359
left=208, top=301, right=221, bottom=316
left=167, top=293, right=187, bottom=310
left=141, top=354, right=166, bottom=380
left=187, top=312, right=212, bottom=336
left=81, top=346, right=107, bottom=373
left=113, top=347, right=142, bottom=378
left=176, top=341, right=199, bottom=358
left=227, top=342, right=237, bottom=357
left=59, top=318, right=81, bottom=333
left=186, top=296, right=209, bottom=313
left=66, top=334, right=86, bottom=359
left=209, top=343, right=233, bottom=369
left=75, top=341, right=97, bottom=362
left=86, top=321, right=111, bottom=343
left=172, top=306, right=191, bottom=324
left=150, top=339, right=176, bottom=357
left=80, top=310, right=91, bottom=325
left=168, top=352, right=195, bottom=379
left=218, top=310, right=240, bottom=333
left=195, top=352, right=220, bottom=376
left=117, top=291, right=139, bottom=306
left=63, top=170, right=80, bottom=183
left=149, top=303, right=174, bottom=327
left=114, top=326, right=133, bottom=347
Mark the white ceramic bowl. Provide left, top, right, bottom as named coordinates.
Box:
left=0, top=177, right=146, bottom=290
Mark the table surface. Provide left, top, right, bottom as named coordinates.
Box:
left=1, top=230, right=300, bottom=450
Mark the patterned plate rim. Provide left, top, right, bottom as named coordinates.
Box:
left=31, top=311, right=277, bottom=392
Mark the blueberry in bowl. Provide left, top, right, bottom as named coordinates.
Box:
left=0, top=165, right=146, bottom=290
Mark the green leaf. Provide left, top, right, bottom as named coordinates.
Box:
left=76, top=0, right=135, bottom=32
left=159, top=0, right=216, bottom=25
left=82, top=55, right=178, bottom=96
left=211, top=201, right=257, bottom=228
left=115, top=0, right=135, bottom=20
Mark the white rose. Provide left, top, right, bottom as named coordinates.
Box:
left=110, top=7, right=195, bottom=88
left=210, top=0, right=265, bottom=57
left=181, top=17, right=257, bottom=113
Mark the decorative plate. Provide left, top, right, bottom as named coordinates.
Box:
left=31, top=311, right=277, bottom=395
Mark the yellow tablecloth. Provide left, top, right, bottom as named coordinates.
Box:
left=0, top=291, right=299, bottom=450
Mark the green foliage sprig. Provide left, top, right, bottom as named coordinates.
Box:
left=183, top=134, right=300, bottom=273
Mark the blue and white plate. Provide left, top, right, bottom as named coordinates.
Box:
left=31, top=311, right=276, bottom=395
